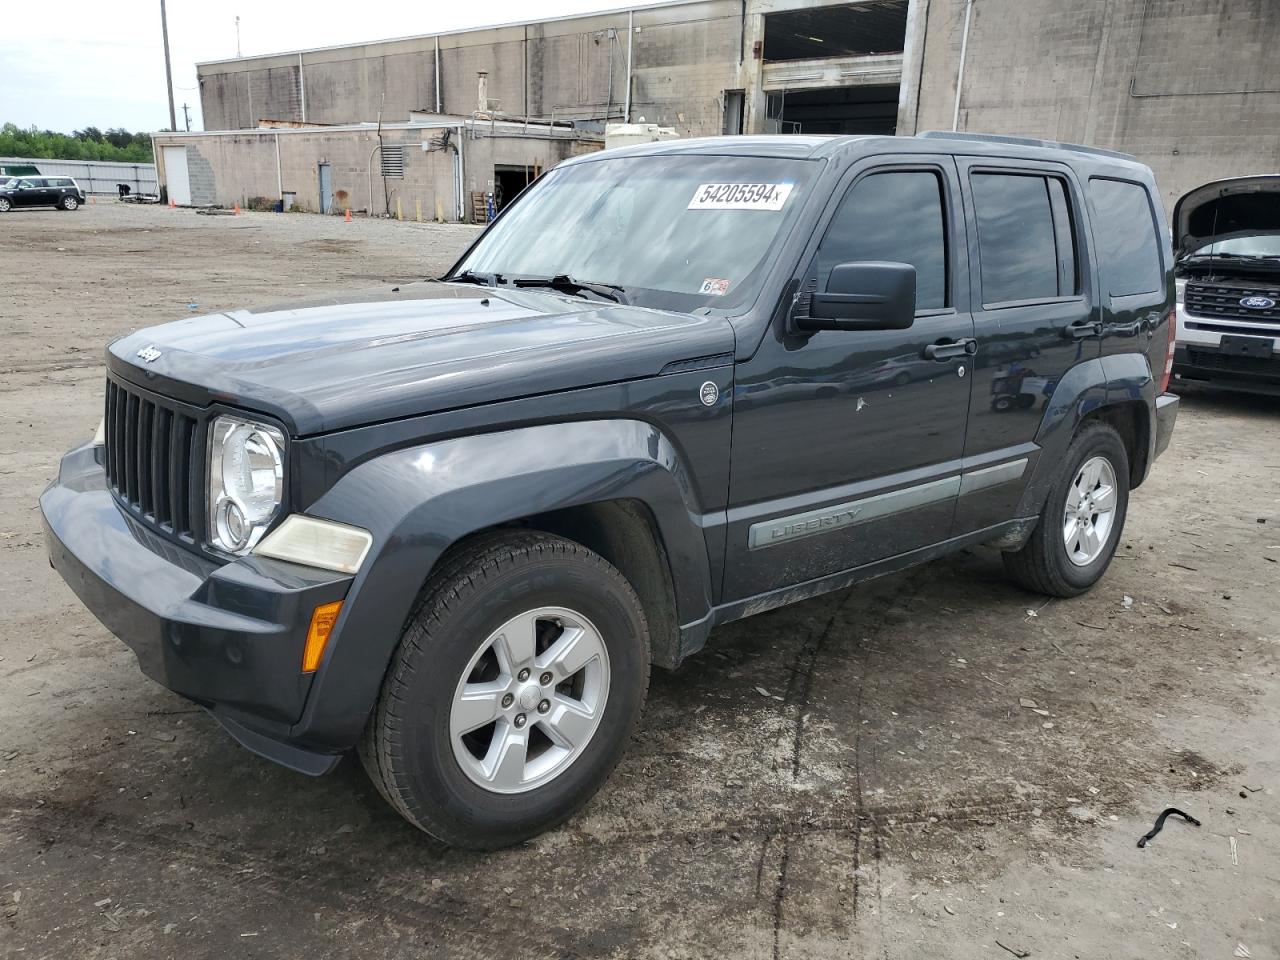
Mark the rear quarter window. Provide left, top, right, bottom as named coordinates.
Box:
left=1088, top=178, right=1163, bottom=296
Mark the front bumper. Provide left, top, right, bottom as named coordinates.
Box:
left=1172, top=343, right=1280, bottom=395
left=41, top=444, right=352, bottom=774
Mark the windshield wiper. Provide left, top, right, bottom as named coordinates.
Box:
left=1185, top=252, right=1280, bottom=263
left=443, top=269, right=504, bottom=286
left=512, top=274, right=626, bottom=303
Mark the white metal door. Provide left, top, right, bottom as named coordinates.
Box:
left=162, top=146, right=191, bottom=206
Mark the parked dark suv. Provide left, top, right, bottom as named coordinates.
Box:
left=42, top=132, right=1178, bottom=849
left=0, top=176, right=86, bottom=211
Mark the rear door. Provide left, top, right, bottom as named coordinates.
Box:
left=952, top=157, right=1099, bottom=535
left=723, top=154, right=975, bottom=601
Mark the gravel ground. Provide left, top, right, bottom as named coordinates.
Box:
left=1, top=202, right=1277, bottom=960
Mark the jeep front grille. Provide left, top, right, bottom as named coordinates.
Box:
left=1184, top=280, right=1280, bottom=328
left=103, top=377, right=201, bottom=540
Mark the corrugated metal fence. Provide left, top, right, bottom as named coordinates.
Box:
left=0, top=157, right=158, bottom=196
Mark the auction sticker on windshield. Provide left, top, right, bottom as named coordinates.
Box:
left=688, top=183, right=794, bottom=211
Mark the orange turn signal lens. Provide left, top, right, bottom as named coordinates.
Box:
left=302, top=600, right=343, bottom=673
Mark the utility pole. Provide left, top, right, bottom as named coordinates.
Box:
left=182, top=103, right=191, bottom=131
left=159, top=0, right=177, bottom=132
left=236, top=16, right=242, bottom=58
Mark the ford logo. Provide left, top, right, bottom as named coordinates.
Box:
left=1239, top=296, right=1276, bottom=310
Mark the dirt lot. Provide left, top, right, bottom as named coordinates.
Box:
left=1, top=202, right=1277, bottom=960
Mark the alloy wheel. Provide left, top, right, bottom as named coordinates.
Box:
left=1062, top=455, right=1118, bottom=566
left=449, top=606, right=610, bottom=794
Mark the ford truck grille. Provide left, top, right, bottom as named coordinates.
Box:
left=1184, top=281, right=1280, bottom=328
left=103, top=377, right=201, bottom=540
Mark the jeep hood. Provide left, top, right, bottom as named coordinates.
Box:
left=1173, top=175, right=1280, bottom=260
left=107, top=282, right=734, bottom=435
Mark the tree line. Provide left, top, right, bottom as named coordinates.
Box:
left=0, top=123, right=155, bottom=163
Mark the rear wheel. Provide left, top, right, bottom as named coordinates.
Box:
left=1003, top=422, right=1129, bottom=597
left=60, top=195, right=79, bottom=211
left=360, top=531, right=650, bottom=849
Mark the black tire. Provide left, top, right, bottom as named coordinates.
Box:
left=60, top=196, right=79, bottom=211
left=0, top=198, right=10, bottom=213
left=1002, top=423, right=1130, bottom=597
left=360, top=530, right=650, bottom=849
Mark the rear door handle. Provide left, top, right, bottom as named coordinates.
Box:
left=1066, top=321, right=1103, bottom=340
left=923, top=338, right=978, bottom=361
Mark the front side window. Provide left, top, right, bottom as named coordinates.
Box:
left=1089, top=178, right=1163, bottom=296
left=972, top=173, right=1078, bottom=306
left=453, top=155, right=819, bottom=310
left=814, top=170, right=949, bottom=310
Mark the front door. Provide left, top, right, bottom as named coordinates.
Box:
left=723, top=156, right=975, bottom=601
left=951, top=158, right=1099, bottom=535
left=318, top=163, right=333, bottom=214
left=13, top=179, right=40, bottom=207
left=163, top=146, right=191, bottom=206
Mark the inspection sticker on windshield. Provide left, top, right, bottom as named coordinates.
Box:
left=688, top=183, right=794, bottom=211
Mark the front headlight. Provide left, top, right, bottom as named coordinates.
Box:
left=208, top=415, right=285, bottom=554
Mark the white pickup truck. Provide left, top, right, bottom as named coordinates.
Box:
left=1172, top=175, right=1280, bottom=395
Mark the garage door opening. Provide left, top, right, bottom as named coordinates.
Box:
left=767, top=84, right=900, bottom=135
left=494, top=164, right=537, bottom=212
left=763, top=0, right=907, bottom=61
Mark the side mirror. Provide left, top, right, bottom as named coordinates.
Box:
left=799, top=261, right=917, bottom=332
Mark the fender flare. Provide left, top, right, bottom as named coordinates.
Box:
left=288, top=419, right=716, bottom=750
left=1015, top=354, right=1155, bottom=517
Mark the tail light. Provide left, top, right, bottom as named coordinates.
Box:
left=1158, top=307, right=1176, bottom=393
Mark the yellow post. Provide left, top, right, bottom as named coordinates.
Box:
left=415, top=198, right=422, bottom=222
left=395, top=197, right=403, bottom=221
left=435, top=199, right=444, bottom=223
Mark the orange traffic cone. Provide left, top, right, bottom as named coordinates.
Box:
left=344, top=208, right=352, bottom=223
left=233, top=203, right=241, bottom=216
left=169, top=197, right=176, bottom=208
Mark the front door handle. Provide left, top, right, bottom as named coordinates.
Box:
left=923, top=337, right=978, bottom=361
left=1066, top=320, right=1103, bottom=340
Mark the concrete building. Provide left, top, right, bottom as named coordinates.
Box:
left=171, top=0, right=1280, bottom=218
left=151, top=116, right=598, bottom=219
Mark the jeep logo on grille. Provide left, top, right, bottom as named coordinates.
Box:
left=1239, top=296, right=1276, bottom=310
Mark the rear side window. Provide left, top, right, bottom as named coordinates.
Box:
left=1088, top=178, right=1162, bottom=296
left=971, top=172, right=1078, bottom=306
left=816, top=170, right=948, bottom=310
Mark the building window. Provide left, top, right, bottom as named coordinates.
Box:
left=380, top=146, right=405, bottom=179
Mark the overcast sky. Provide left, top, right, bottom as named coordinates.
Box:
left=0, top=0, right=642, bottom=134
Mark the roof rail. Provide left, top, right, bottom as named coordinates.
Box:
left=917, top=130, right=1137, bottom=162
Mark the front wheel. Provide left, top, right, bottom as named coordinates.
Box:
left=360, top=531, right=650, bottom=849
left=0, top=198, right=10, bottom=213
left=1002, top=422, right=1129, bottom=597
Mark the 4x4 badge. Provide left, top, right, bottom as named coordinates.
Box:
left=137, top=345, right=162, bottom=363
left=699, top=381, right=719, bottom=406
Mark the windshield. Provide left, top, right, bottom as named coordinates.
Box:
left=1189, top=234, right=1280, bottom=259
left=451, top=154, right=819, bottom=310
